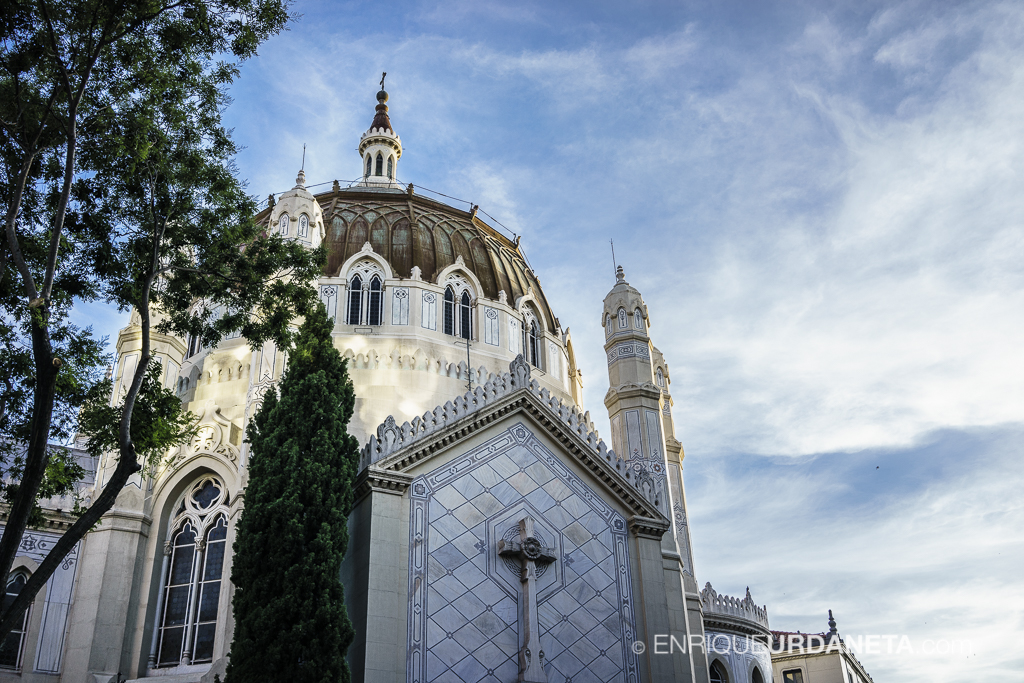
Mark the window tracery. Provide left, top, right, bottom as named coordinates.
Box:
left=278, top=213, right=289, bottom=236
left=0, top=572, right=29, bottom=670
left=298, top=214, right=309, bottom=238
left=441, top=274, right=474, bottom=340
left=522, top=307, right=542, bottom=369
left=633, top=308, right=643, bottom=330
left=344, top=260, right=386, bottom=326
left=152, top=476, right=230, bottom=668
left=618, top=307, right=627, bottom=329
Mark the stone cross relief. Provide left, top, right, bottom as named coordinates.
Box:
left=498, top=516, right=556, bottom=683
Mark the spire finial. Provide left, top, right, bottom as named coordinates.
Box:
left=828, top=609, right=837, bottom=633
left=615, top=265, right=625, bottom=284
left=295, top=143, right=306, bottom=187
left=380, top=71, right=386, bottom=91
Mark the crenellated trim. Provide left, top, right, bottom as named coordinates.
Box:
left=360, top=356, right=669, bottom=521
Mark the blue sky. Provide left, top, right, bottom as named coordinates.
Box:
left=75, top=1, right=1024, bottom=679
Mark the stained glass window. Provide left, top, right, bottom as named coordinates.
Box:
left=153, top=477, right=229, bottom=668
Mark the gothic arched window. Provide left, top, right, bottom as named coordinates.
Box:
left=367, top=276, right=383, bottom=326
left=375, top=152, right=383, bottom=176
left=443, top=287, right=456, bottom=336
left=278, top=213, right=289, bottom=236
left=459, top=291, right=471, bottom=340
left=365, top=154, right=372, bottom=177
left=298, top=214, right=309, bottom=238
left=0, top=572, right=29, bottom=669
left=387, top=155, right=394, bottom=179
left=528, top=321, right=540, bottom=367
left=617, top=307, right=627, bottom=329
left=347, top=276, right=363, bottom=325
left=152, top=476, right=229, bottom=668
left=656, top=367, right=665, bottom=387
left=709, top=660, right=729, bottom=683
left=634, top=308, right=643, bottom=329
left=752, top=667, right=765, bottom=683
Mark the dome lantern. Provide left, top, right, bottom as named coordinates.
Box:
left=358, top=73, right=402, bottom=188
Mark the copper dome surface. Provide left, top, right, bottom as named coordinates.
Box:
left=258, top=186, right=557, bottom=330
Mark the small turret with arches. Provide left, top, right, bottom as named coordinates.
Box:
left=358, top=72, right=402, bottom=188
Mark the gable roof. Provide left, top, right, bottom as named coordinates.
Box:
left=361, top=356, right=667, bottom=523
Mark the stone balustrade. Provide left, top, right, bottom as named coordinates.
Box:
left=701, top=582, right=770, bottom=630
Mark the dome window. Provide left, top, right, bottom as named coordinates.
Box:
left=367, top=276, right=383, bottom=326
left=346, top=276, right=362, bottom=325
left=365, top=155, right=372, bottom=177
left=278, top=213, right=289, bottom=236
left=387, top=155, right=394, bottom=179
left=298, top=214, right=309, bottom=238
left=459, top=291, right=472, bottom=340
left=633, top=308, right=643, bottom=330
left=375, top=152, right=384, bottom=176
left=442, top=285, right=473, bottom=340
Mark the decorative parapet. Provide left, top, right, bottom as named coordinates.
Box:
left=360, top=355, right=658, bottom=505
left=702, top=583, right=770, bottom=631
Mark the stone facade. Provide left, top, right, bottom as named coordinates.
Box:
left=0, top=84, right=878, bottom=683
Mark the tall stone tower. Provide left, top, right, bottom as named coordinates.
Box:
left=602, top=265, right=710, bottom=682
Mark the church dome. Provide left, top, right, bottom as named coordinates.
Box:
left=256, top=187, right=557, bottom=330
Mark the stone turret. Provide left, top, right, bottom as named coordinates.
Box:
left=357, top=80, right=403, bottom=188
left=268, top=167, right=325, bottom=249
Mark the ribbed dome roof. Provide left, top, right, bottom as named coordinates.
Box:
left=258, top=187, right=557, bottom=330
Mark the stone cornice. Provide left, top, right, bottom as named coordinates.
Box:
left=354, top=467, right=414, bottom=504
left=604, top=382, right=663, bottom=407
left=628, top=515, right=670, bottom=539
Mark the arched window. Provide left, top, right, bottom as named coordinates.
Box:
left=528, top=321, right=540, bottom=367
left=347, top=276, right=363, bottom=325
left=709, top=660, right=729, bottom=683
left=752, top=667, right=765, bottom=683
left=459, top=291, right=472, bottom=340
left=298, top=214, right=309, bottom=238
left=443, top=287, right=456, bottom=336
left=375, top=152, right=383, bottom=176
left=617, top=307, right=627, bottom=329
left=0, top=572, right=30, bottom=669
left=656, top=367, right=665, bottom=387
left=152, top=477, right=229, bottom=668
left=367, top=276, right=383, bottom=326
left=634, top=308, right=643, bottom=329
left=387, top=155, right=394, bottom=179
left=365, top=154, right=372, bottom=177
left=278, top=213, right=289, bottom=236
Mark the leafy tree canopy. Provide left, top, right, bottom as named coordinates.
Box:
left=0, top=0, right=319, bottom=642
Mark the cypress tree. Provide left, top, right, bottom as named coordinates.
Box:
left=225, top=302, right=359, bottom=683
